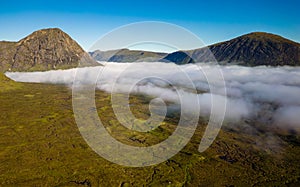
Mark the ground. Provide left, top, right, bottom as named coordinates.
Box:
left=0, top=74, right=299, bottom=186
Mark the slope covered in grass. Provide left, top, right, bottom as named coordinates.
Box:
left=0, top=73, right=22, bottom=92
left=0, top=80, right=299, bottom=186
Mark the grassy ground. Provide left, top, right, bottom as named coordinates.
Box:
left=0, top=73, right=299, bottom=186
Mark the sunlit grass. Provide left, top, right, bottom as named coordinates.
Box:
left=0, top=73, right=299, bottom=186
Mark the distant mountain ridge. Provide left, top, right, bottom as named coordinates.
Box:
left=90, top=48, right=167, bottom=62
left=0, top=28, right=98, bottom=72
left=92, top=32, right=300, bottom=66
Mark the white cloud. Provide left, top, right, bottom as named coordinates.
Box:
left=6, top=62, right=300, bottom=132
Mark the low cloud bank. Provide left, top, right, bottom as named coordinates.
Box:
left=6, top=62, right=300, bottom=132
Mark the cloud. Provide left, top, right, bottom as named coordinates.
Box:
left=5, top=62, right=300, bottom=132
left=274, top=106, right=300, bottom=130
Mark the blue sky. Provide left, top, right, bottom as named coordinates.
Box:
left=0, top=0, right=299, bottom=52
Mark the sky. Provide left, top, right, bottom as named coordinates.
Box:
left=0, top=0, right=299, bottom=52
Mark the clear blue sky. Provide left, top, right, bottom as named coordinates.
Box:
left=0, top=0, right=299, bottom=52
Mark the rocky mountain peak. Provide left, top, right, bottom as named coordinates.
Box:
left=0, top=28, right=98, bottom=72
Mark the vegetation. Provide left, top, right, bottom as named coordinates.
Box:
left=0, top=73, right=299, bottom=186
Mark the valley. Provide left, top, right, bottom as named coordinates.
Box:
left=0, top=74, right=299, bottom=186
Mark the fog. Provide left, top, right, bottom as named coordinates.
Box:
left=6, top=62, right=300, bottom=132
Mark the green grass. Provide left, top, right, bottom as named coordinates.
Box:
left=0, top=73, right=23, bottom=92
left=0, top=73, right=299, bottom=186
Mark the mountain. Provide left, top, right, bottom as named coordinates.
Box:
left=163, top=32, right=300, bottom=66
left=89, top=49, right=121, bottom=62
left=90, top=49, right=167, bottom=62
left=2, top=29, right=299, bottom=70
left=0, top=28, right=98, bottom=72
left=160, top=51, right=195, bottom=64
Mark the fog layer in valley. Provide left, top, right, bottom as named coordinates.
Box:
left=6, top=62, right=300, bottom=132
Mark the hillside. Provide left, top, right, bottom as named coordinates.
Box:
left=0, top=28, right=98, bottom=72
left=163, top=32, right=300, bottom=66
left=89, top=49, right=121, bottom=62
left=0, top=73, right=22, bottom=92
left=0, top=76, right=300, bottom=185
left=90, top=48, right=167, bottom=62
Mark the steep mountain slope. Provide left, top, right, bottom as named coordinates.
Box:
left=91, top=48, right=167, bottom=62
left=163, top=32, right=300, bottom=66
left=0, top=28, right=98, bottom=72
